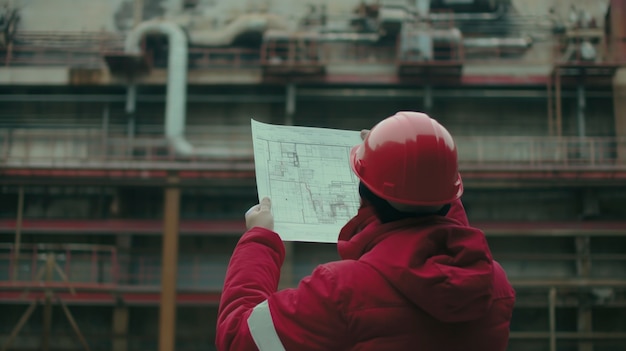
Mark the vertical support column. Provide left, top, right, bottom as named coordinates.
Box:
left=285, top=84, right=296, bottom=127
left=133, top=0, right=144, bottom=27
left=577, top=84, right=588, bottom=161
left=549, top=287, right=557, bottom=351
left=42, top=254, right=55, bottom=351
left=576, top=188, right=594, bottom=351
left=112, top=305, right=129, bottom=351
left=610, top=0, right=626, bottom=62
left=280, top=83, right=296, bottom=288
left=547, top=74, right=554, bottom=136
left=102, top=105, right=110, bottom=158
left=555, top=69, right=563, bottom=137
left=11, top=186, right=24, bottom=281
left=113, top=234, right=131, bottom=351
left=614, top=69, right=626, bottom=161
left=577, top=84, right=587, bottom=138
left=423, top=85, right=433, bottom=112
left=610, top=0, right=626, bottom=161
left=116, top=235, right=132, bottom=283
left=575, top=235, right=593, bottom=351
left=126, top=84, right=137, bottom=157
left=159, top=178, right=180, bottom=351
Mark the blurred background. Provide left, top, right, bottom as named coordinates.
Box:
left=0, top=0, right=625, bottom=350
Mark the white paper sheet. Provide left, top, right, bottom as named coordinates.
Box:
left=251, top=119, right=362, bottom=243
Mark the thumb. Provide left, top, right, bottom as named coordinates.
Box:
left=360, top=129, right=370, bottom=141
left=259, top=197, right=271, bottom=212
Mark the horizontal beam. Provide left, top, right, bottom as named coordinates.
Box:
left=3, top=169, right=626, bottom=187
left=0, top=290, right=221, bottom=306
left=0, top=89, right=615, bottom=103
left=0, top=219, right=623, bottom=236
left=511, top=279, right=626, bottom=288
left=1, top=280, right=625, bottom=305
left=510, top=332, right=626, bottom=340
left=0, top=94, right=285, bottom=103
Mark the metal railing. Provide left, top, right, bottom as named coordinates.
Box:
left=1, top=130, right=625, bottom=171
left=1, top=243, right=625, bottom=291
left=0, top=244, right=228, bottom=290
left=2, top=31, right=124, bottom=68
left=0, top=243, right=117, bottom=286
left=456, top=136, right=626, bottom=170
left=3, top=31, right=624, bottom=70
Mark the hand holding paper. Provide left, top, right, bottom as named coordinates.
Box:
left=245, top=197, right=274, bottom=231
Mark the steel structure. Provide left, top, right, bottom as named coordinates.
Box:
left=1, top=0, right=626, bottom=350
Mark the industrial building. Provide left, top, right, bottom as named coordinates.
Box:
left=0, top=0, right=625, bottom=350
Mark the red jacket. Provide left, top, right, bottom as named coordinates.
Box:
left=216, top=200, right=515, bottom=351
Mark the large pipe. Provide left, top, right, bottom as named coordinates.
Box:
left=125, top=21, right=193, bottom=155
left=462, top=37, right=532, bottom=49
left=429, top=4, right=506, bottom=21
left=125, top=16, right=291, bottom=155
left=188, top=13, right=290, bottom=47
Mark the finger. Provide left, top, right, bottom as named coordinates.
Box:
left=245, top=204, right=259, bottom=216
left=259, top=197, right=271, bottom=212
left=360, top=129, right=370, bottom=141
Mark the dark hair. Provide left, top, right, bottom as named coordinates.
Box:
left=359, top=182, right=449, bottom=223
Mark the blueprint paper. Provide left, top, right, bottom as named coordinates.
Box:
left=251, top=119, right=362, bottom=243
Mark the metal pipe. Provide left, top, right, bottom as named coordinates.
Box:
left=125, top=21, right=193, bottom=155
left=299, top=32, right=380, bottom=43
left=428, top=4, right=506, bottom=21
left=58, top=298, right=92, bottom=351
left=126, top=85, right=136, bottom=157
left=462, top=37, right=532, bottom=50
left=285, top=83, right=296, bottom=126
left=189, top=14, right=290, bottom=47
left=11, top=186, right=24, bottom=281
left=577, top=84, right=586, bottom=138
left=0, top=301, right=38, bottom=351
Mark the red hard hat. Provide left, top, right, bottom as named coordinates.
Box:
left=350, top=111, right=463, bottom=206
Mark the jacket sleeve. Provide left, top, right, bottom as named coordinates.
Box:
left=216, top=227, right=285, bottom=351
left=216, top=227, right=349, bottom=351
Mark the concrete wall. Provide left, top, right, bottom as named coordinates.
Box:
left=2, top=0, right=361, bottom=33
left=3, top=0, right=611, bottom=34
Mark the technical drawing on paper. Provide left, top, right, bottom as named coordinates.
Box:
left=251, top=119, right=362, bottom=243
